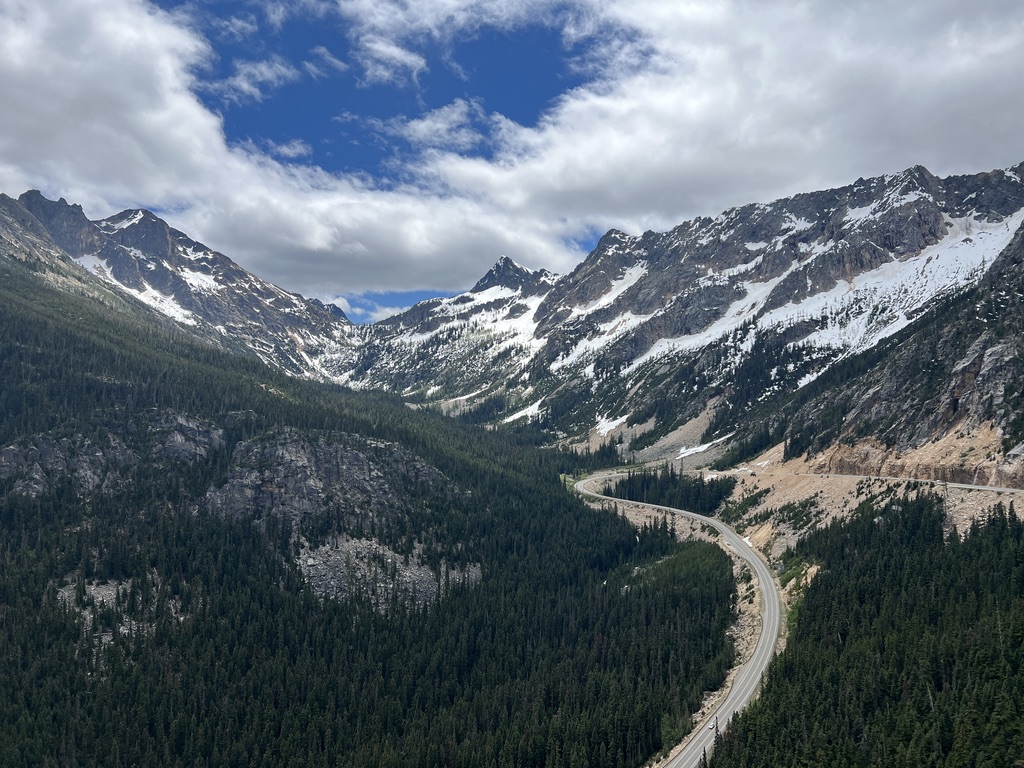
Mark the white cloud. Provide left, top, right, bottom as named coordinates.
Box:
left=212, top=14, right=259, bottom=41
left=355, top=35, right=429, bottom=86
left=387, top=99, right=486, bottom=152
left=211, top=55, right=302, bottom=104
left=334, top=0, right=587, bottom=84
left=267, top=138, right=314, bottom=159
left=331, top=294, right=413, bottom=323
left=1, top=0, right=1023, bottom=305
left=395, top=0, right=1024, bottom=235
left=304, top=45, right=349, bottom=78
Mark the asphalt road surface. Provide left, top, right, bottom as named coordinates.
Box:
left=575, top=475, right=783, bottom=768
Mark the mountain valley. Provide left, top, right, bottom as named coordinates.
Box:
left=2, top=158, right=1024, bottom=766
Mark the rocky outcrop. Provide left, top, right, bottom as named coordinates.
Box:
left=298, top=535, right=481, bottom=610
left=204, top=427, right=481, bottom=607
left=204, top=428, right=447, bottom=529
left=0, top=411, right=224, bottom=498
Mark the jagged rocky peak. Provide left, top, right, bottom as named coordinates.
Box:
left=18, top=189, right=104, bottom=257
left=97, top=207, right=189, bottom=264
left=0, top=193, right=82, bottom=271
left=95, top=208, right=153, bottom=232
left=471, top=255, right=554, bottom=295
left=308, top=297, right=350, bottom=322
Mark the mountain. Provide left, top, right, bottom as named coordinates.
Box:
left=345, top=255, right=558, bottom=396
left=5, top=161, right=1024, bottom=467
left=346, top=162, right=1024, bottom=456
left=12, top=190, right=362, bottom=378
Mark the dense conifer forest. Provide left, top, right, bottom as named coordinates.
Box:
left=603, top=466, right=737, bottom=517
left=0, top=260, right=737, bottom=766
left=711, top=493, right=1024, bottom=768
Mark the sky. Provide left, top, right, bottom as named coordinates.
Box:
left=1, top=1, right=1023, bottom=322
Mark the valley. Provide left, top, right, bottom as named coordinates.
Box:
left=576, top=473, right=783, bottom=768
left=2, top=156, right=1024, bottom=766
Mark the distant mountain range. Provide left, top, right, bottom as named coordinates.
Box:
left=4, top=160, right=1024, bottom=468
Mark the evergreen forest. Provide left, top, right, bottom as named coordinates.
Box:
left=711, top=493, right=1024, bottom=768
left=0, top=258, right=738, bottom=766
left=603, top=466, right=737, bottom=517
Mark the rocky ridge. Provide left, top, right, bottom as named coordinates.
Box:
left=12, top=190, right=363, bottom=378
left=5, top=161, right=1024, bottom=463
left=353, top=162, right=1024, bottom=456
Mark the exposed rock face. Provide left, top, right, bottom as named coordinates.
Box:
left=0, top=433, right=134, bottom=497
left=0, top=411, right=223, bottom=498
left=205, top=428, right=446, bottom=530
left=298, top=535, right=481, bottom=610
left=204, top=427, right=481, bottom=607
left=808, top=433, right=1024, bottom=490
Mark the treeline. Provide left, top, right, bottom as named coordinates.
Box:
left=711, top=494, right=1024, bottom=768
left=603, top=465, right=737, bottom=516
left=0, top=259, right=737, bottom=767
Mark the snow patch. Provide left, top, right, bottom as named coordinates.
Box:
left=776, top=208, right=1024, bottom=354
left=126, top=284, right=198, bottom=325
left=180, top=268, right=221, bottom=294
left=503, top=398, right=544, bottom=423
left=570, top=262, right=648, bottom=318
left=105, top=210, right=145, bottom=230
left=595, top=413, right=629, bottom=437
left=677, top=433, right=733, bottom=460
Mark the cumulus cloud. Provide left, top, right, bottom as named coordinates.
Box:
left=1, top=0, right=1023, bottom=304
left=386, top=99, right=487, bottom=152
left=395, top=0, right=1024, bottom=235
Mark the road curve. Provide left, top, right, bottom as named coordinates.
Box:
left=575, top=474, right=783, bottom=768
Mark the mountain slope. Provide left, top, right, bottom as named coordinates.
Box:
left=344, top=162, right=1024, bottom=454
left=717, top=216, right=1024, bottom=486
left=14, top=190, right=362, bottom=378
left=6, top=161, right=1024, bottom=463
left=0, top=244, right=738, bottom=767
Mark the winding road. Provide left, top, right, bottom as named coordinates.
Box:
left=575, top=474, right=783, bottom=768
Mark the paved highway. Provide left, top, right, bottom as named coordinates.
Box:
left=575, top=474, right=783, bottom=768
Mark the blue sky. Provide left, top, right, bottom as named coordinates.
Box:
left=2, top=1, right=1024, bottom=322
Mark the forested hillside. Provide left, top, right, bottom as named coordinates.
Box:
left=0, top=256, right=738, bottom=766
left=711, top=493, right=1024, bottom=768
